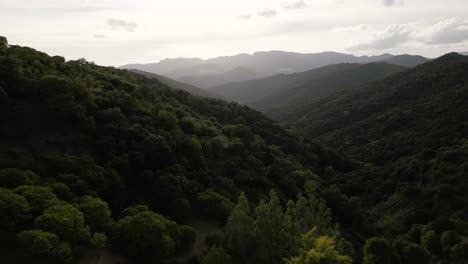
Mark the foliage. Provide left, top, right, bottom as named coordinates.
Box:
left=286, top=236, right=352, bottom=264
left=0, top=188, right=30, bottom=241
left=17, top=229, right=72, bottom=264
left=34, top=203, right=90, bottom=243
left=201, top=247, right=233, bottom=264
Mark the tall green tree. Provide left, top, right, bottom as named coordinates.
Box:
left=254, top=190, right=288, bottom=264
left=225, top=192, right=255, bottom=264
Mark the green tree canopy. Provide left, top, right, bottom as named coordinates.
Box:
left=0, top=187, right=30, bottom=240
left=286, top=236, right=352, bottom=264
left=111, top=211, right=178, bottom=262
left=0, top=168, right=36, bottom=188
left=201, top=247, right=233, bottom=264
left=34, top=203, right=90, bottom=243
left=14, top=185, right=59, bottom=215
left=17, top=229, right=72, bottom=264
left=74, top=195, right=112, bottom=232
left=363, top=237, right=395, bottom=264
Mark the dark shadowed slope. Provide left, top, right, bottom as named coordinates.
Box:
left=209, top=63, right=406, bottom=118
left=284, top=53, right=468, bottom=232
left=288, top=53, right=468, bottom=161
left=250, top=63, right=407, bottom=117
left=378, top=54, right=430, bottom=67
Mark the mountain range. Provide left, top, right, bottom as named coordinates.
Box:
left=120, top=51, right=429, bottom=88
left=210, top=62, right=407, bottom=117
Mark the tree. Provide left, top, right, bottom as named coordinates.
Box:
left=197, top=189, right=234, bottom=221
left=295, top=181, right=332, bottom=233
left=440, top=230, right=461, bottom=255
left=179, top=116, right=199, bottom=134
left=111, top=211, right=177, bottom=262
left=156, top=110, right=178, bottom=131
left=74, top=195, right=112, bottom=232
left=254, top=190, right=289, bottom=264
left=174, top=225, right=196, bottom=252
left=286, top=236, right=352, bottom=264
left=421, top=230, right=441, bottom=255
left=284, top=200, right=302, bottom=257
left=120, top=204, right=151, bottom=218
left=0, top=168, right=36, bottom=188
left=393, top=237, right=430, bottom=264
left=0, top=36, right=7, bottom=51
left=34, top=203, right=90, bottom=243
left=363, top=237, right=395, bottom=264
left=14, top=185, right=59, bottom=215
left=17, top=229, right=72, bottom=264
left=90, top=232, right=107, bottom=249
left=0, top=188, right=30, bottom=241
left=202, top=247, right=233, bottom=264
left=225, top=192, right=255, bottom=264
left=400, top=243, right=430, bottom=264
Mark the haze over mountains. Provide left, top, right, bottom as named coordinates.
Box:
left=120, top=51, right=429, bottom=88
left=210, top=63, right=407, bottom=117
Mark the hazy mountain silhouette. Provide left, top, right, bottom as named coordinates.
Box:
left=210, top=63, right=406, bottom=117
left=120, top=51, right=400, bottom=87
left=378, top=54, right=430, bottom=67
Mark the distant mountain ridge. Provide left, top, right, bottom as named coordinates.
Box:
left=120, top=51, right=427, bottom=88
left=378, top=54, right=430, bottom=67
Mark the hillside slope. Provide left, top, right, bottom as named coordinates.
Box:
left=129, top=69, right=218, bottom=98
left=210, top=63, right=406, bottom=118
left=378, top=54, right=430, bottom=67
left=285, top=53, right=468, bottom=232
left=0, top=38, right=361, bottom=263
left=177, top=66, right=260, bottom=88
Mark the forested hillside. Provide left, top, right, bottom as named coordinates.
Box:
left=378, top=55, right=429, bottom=67
left=279, top=53, right=468, bottom=260
left=0, top=37, right=363, bottom=264
left=1, top=37, right=467, bottom=264
left=128, top=69, right=218, bottom=98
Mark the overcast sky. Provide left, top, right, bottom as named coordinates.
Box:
left=1, top=0, right=467, bottom=66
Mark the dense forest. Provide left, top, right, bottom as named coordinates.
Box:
left=0, top=36, right=467, bottom=264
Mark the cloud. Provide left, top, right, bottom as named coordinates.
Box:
left=349, top=24, right=413, bottom=50
left=419, top=18, right=468, bottom=44
left=107, top=18, right=138, bottom=32
left=382, top=0, right=404, bottom=7
left=257, top=9, right=277, bottom=18
left=283, top=0, right=308, bottom=9
left=239, top=14, right=252, bottom=19
left=349, top=17, right=468, bottom=51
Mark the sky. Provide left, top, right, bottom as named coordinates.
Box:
left=1, top=0, right=467, bottom=66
